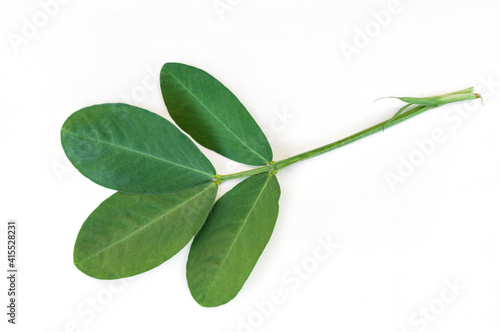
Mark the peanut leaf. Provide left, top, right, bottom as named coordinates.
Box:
left=186, top=173, right=281, bottom=307
left=61, top=103, right=216, bottom=193
left=74, top=181, right=218, bottom=279
left=160, top=63, right=273, bottom=166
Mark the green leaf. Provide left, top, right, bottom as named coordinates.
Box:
left=160, top=63, right=273, bottom=166
left=61, top=103, right=216, bottom=193
left=74, top=182, right=218, bottom=279
left=186, top=173, right=281, bottom=307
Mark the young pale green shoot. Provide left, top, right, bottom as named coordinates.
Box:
left=376, top=87, right=483, bottom=129
left=61, top=63, right=483, bottom=307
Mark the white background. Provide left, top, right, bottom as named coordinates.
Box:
left=1, top=0, right=500, bottom=331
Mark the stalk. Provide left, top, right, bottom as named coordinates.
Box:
left=216, top=88, right=482, bottom=182
left=274, top=105, right=431, bottom=170
left=215, top=164, right=274, bottom=183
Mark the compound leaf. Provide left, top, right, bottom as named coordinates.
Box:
left=160, top=63, right=273, bottom=166
left=74, top=181, right=218, bottom=279
left=186, top=173, right=281, bottom=307
left=61, top=103, right=216, bottom=193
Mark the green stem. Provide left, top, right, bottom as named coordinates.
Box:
left=216, top=89, right=482, bottom=182
left=275, top=105, right=431, bottom=170
left=216, top=164, right=274, bottom=183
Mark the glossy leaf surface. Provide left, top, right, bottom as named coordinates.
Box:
left=187, top=173, right=281, bottom=307
left=61, top=103, right=215, bottom=193
left=74, top=182, right=218, bottom=279
left=160, top=63, right=273, bottom=166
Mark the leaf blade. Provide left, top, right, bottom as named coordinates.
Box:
left=186, top=173, right=281, bottom=307
left=61, top=103, right=216, bottom=193
left=160, top=63, right=273, bottom=166
left=74, top=182, right=218, bottom=279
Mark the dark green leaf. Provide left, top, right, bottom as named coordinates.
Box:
left=160, top=63, right=273, bottom=166
left=186, top=173, right=281, bottom=307
left=61, top=103, right=216, bottom=193
left=74, top=182, right=218, bottom=279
